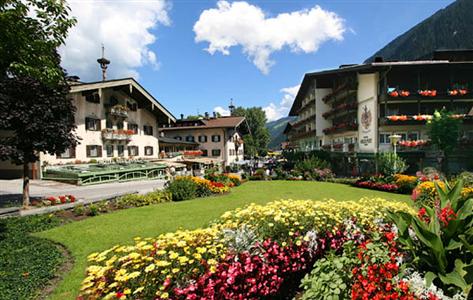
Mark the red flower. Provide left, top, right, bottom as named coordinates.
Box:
left=438, top=204, right=457, bottom=227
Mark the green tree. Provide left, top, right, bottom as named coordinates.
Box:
left=427, top=109, right=462, bottom=175
left=0, top=0, right=77, bottom=207
left=233, top=107, right=270, bottom=157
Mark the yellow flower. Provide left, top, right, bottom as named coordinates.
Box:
left=144, top=264, right=155, bottom=273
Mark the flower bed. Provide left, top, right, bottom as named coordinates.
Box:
left=354, top=180, right=399, bottom=192
left=79, top=198, right=414, bottom=299
left=32, top=194, right=76, bottom=206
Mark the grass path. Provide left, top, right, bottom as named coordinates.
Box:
left=37, top=181, right=409, bottom=299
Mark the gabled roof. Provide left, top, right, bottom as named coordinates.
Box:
left=70, top=78, right=176, bottom=123
left=161, top=116, right=245, bottom=131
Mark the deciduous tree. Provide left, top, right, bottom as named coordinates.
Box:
left=233, top=107, right=270, bottom=157
left=0, top=0, right=77, bottom=207
left=427, top=109, right=462, bottom=175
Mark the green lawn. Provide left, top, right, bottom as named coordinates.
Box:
left=37, top=181, right=409, bottom=300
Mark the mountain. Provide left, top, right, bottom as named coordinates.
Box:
left=266, top=116, right=295, bottom=150
left=365, top=0, right=473, bottom=62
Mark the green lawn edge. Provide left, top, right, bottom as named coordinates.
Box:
left=36, top=181, right=410, bottom=300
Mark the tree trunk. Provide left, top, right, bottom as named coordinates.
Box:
left=22, top=162, right=30, bottom=208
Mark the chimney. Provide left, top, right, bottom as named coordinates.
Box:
left=97, top=44, right=110, bottom=81
left=213, top=112, right=217, bottom=118
left=204, top=112, right=209, bottom=119
left=180, top=114, right=184, bottom=120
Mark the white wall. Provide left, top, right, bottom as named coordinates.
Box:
left=163, top=127, right=243, bottom=165
left=40, top=88, right=161, bottom=165
left=357, top=73, right=379, bottom=153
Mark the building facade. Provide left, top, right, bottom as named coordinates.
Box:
left=287, top=50, right=473, bottom=173
left=159, top=116, right=245, bottom=166
left=0, top=78, right=176, bottom=178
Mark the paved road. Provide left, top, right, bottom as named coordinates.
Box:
left=0, top=179, right=166, bottom=208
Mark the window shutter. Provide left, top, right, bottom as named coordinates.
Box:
left=97, top=119, right=102, bottom=131
left=85, top=117, right=90, bottom=130
left=97, top=146, right=103, bottom=157
left=71, top=147, right=76, bottom=158
left=86, top=146, right=91, bottom=157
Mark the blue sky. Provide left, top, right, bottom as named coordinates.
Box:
left=61, top=0, right=455, bottom=121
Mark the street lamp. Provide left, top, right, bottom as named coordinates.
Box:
left=389, top=134, right=401, bottom=173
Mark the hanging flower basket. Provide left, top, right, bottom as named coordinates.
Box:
left=418, top=90, right=437, bottom=97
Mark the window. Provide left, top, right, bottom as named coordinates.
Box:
left=212, top=149, right=221, bottom=157
left=186, top=135, right=195, bottom=142
left=117, top=145, right=125, bottom=157
left=379, top=133, right=391, bottom=144
left=408, top=131, right=419, bottom=141
left=109, top=96, right=118, bottom=106
left=128, top=123, right=138, bottom=134
left=57, top=147, right=76, bottom=159
left=86, top=145, right=102, bottom=158
left=145, top=146, right=154, bottom=156
left=174, top=136, right=182, bottom=141
left=106, top=145, right=114, bottom=157
left=117, top=121, right=124, bottom=130
left=198, top=135, right=208, bottom=143
left=85, top=92, right=100, bottom=103
left=105, top=118, right=113, bottom=129
left=85, top=117, right=101, bottom=131
left=201, top=149, right=208, bottom=157
left=396, top=132, right=407, bottom=141
left=143, top=125, right=153, bottom=136
left=229, top=149, right=235, bottom=156
left=128, top=146, right=139, bottom=156
left=211, top=135, right=221, bottom=142
left=127, top=101, right=137, bottom=111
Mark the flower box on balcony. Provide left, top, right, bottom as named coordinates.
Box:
left=110, top=105, right=129, bottom=118
left=102, top=129, right=133, bottom=141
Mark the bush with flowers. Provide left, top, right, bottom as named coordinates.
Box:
left=79, top=198, right=419, bottom=300
left=389, top=180, right=473, bottom=298
left=32, top=194, right=76, bottom=206
left=394, top=174, right=418, bottom=193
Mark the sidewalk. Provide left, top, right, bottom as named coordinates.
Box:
left=0, top=179, right=166, bottom=209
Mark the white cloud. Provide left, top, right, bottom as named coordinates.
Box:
left=194, top=1, right=345, bottom=74
left=264, top=84, right=300, bottom=121
left=213, top=106, right=231, bottom=116
left=60, top=0, right=171, bottom=81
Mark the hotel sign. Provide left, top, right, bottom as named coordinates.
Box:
left=358, top=97, right=377, bottom=152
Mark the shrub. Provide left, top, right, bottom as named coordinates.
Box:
left=115, top=191, right=172, bottom=209
left=300, top=241, right=358, bottom=300
left=86, top=204, right=100, bottom=216
left=394, top=174, right=418, bottom=193
left=73, top=204, right=86, bottom=216
left=457, top=171, right=473, bottom=187
left=0, top=215, right=63, bottom=300
left=389, top=180, right=473, bottom=297
left=376, top=152, right=407, bottom=176
left=165, top=177, right=198, bottom=201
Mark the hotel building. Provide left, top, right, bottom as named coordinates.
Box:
left=286, top=50, right=473, bottom=173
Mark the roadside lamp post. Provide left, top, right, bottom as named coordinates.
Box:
left=389, top=134, right=402, bottom=173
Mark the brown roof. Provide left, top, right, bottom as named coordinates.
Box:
left=161, top=116, right=245, bottom=131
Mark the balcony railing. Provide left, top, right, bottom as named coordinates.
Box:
left=102, top=129, right=133, bottom=141
left=109, top=105, right=129, bottom=118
